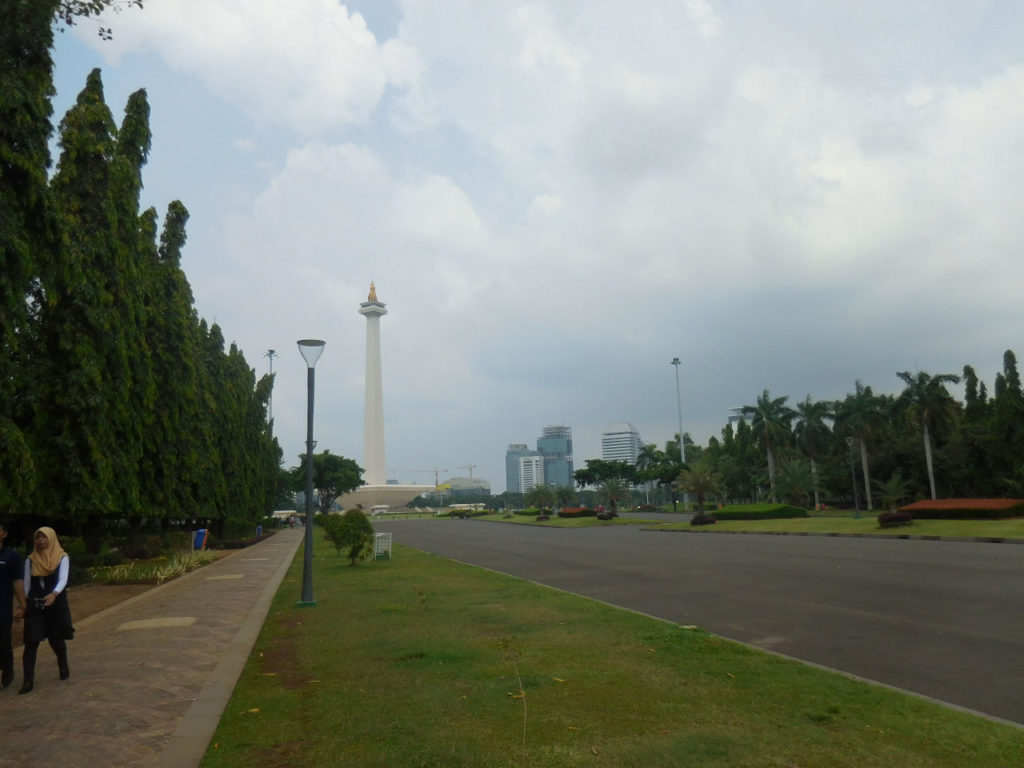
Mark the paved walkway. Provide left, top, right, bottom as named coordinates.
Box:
left=0, top=528, right=303, bottom=768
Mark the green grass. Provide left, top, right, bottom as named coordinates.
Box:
left=200, top=538, right=1021, bottom=768
left=651, top=515, right=1024, bottom=539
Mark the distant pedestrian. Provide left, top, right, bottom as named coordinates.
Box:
left=0, top=521, right=27, bottom=689
left=19, top=527, right=74, bottom=694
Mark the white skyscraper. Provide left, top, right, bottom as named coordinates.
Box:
left=601, top=422, right=642, bottom=464
left=358, top=282, right=387, bottom=486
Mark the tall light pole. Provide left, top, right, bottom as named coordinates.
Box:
left=264, top=349, right=278, bottom=425
left=297, top=339, right=325, bottom=606
left=670, top=357, right=689, bottom=509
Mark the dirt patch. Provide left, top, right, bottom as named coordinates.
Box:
left=11, top=583, right=154, bottom=649
left=260, top=614, right=308, bottom=691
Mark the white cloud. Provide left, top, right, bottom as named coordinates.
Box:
left=92, top=0, right=420, bottom=134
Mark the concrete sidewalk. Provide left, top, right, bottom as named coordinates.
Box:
left=0, top=528, right=303, bottom=768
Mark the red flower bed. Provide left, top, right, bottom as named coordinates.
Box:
left=897, top=498, right=1024, bottom=520
left=557, top=507, right=597, bottom=518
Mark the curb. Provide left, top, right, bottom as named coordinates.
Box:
left=645, top=527, right=1024, bottom=544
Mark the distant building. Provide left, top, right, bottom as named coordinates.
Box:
left=601, top=422, right=642, bottom=465
left=537, top=424, right=573, bottom=488
left=519, top=455, right=545, bottom=492
left=505, top=443, right=541, bottom=494
left=447, top=476, right=491, bottom=497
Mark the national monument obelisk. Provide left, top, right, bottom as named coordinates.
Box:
left=339, top=283, right=431, bottom=510
left=358, top=282, right=387, bottom=486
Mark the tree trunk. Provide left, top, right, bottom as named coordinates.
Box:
left=924, top=420, right=937, bottom=500
left=766, top=445, right=777, bottom=503
left=810, top=457, right=820, bottom=511
left=859, top=440, right=873, bottom=510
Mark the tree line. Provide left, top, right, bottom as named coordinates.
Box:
left=2, top=3, right=280, bottom=542
left=629, top=353, right=1024, bottom=510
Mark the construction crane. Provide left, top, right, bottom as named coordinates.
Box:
left=457, top=464, right=476, bottom=480
left=405, top=468, right=448, bottom=487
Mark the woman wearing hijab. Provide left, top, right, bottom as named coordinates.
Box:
left=19, top=527, right=74, bottom=694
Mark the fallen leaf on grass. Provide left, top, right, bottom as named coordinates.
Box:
left=261, top=672, right=277, bottom=676
left=553, top=677, right=565, bottom=683
left=241, top=708, right=260, bottom=714
left=726, top=673, right=735, bottom=679
left=507, top=690, right=525, bottom=699
left=592, top=747, right=599, bottom=755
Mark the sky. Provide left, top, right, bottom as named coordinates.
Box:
left=51, top=1, right=1024, bottom=493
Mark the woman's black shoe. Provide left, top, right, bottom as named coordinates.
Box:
left=17, top=681, right=33, bottom=695
left=59, top=664, right=70, bottom=681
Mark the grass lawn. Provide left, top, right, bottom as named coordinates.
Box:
left=200, top=538, right=1020, bottom=768
left=650, top=515, right=1024, bottom=539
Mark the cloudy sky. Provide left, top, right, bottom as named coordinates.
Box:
left=52, top=1, right=1024, bottom=493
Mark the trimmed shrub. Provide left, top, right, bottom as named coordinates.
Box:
left=690, top=514, right=717, bottom=526
left=878, top=510, right=914, bottom=528
left=897, top=498, right=1024, bottom=520
left=713, top=503, right=809, bottom=521
left=514, top=508, right=544, bottom=517
left=637, top=504, right=658, bottom=512
left=558, top=507, right=597, bottom=518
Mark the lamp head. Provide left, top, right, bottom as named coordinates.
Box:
left=297, top=339, right=326, bottom=368
left=671, top=357, right=681, bottom=366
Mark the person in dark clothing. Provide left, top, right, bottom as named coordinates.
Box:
left=0, top=522, right=27, bottom=689
left=19, top=527, right=74, bottom=694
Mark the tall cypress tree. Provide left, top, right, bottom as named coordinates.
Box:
left=37, top=68, right=136, bottom=531
left=145, top=200, right=203, bottom=521
left=0, top=0, right=58, bottom=514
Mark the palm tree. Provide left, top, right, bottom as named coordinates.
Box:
left=776, top=459, right=814, bottom=507
left=675, top=463, right=722, bottom=513
left=833, top=381, right=886, bottom=510
left=896, top=370, right=960, bottom=500
left=793, top=396, right=833, bottom=511
left=874, top=470, right=911, bottom=511
left=554, top=484, right=576, bottom=509
left=524, top=483, right=555, bottom=511
left=596, top=478, right=629, bottom=516
left=741, top=390, right=795, bottom=503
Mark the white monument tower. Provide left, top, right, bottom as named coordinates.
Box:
left=339, top=283, right=431, bottom=510
left=358, top=282, right=387, bottom=486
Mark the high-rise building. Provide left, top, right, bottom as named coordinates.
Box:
left=519, top=455, right=545, bottom=492
left=537, top=425, right=573, bottom=488
left=601, top=422, right=642, bottom=465
left=505, top=444, right=540, bottom=494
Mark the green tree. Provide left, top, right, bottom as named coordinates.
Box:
left=874, top=471, right=910, bottom=511
left=0, top=0, right=63, bottom=514
left=793, top=396, right=832, bottom=510
left=674, top=462, right=721, bottom=514
left=596, top=477, right=629, bottom=516
left=834, top=381, right=886, bottom=511
left=293, top=451, right=364, bottom=517
left=554, top=484, right=576, bottom=508
left=324, top=509, right=374, bottom=565
left=775, top=459, right=814, bottom=507
left=37, top=69, right=136, bottom=532
left=896, top=370, right=960, bottom=500
left=741, top=390, right=795, bottom=503
left=524, top=483, right=555, bottom=510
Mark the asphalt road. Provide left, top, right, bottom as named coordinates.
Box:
left=374, top=518, right=1024, bottom=726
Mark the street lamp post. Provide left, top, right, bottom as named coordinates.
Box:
left=297, top=339, right=326, bottom=606
left=670, top=357, right=689, bottom=510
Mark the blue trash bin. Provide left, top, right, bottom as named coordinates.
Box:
left=193, top=529, right=207, bottom=550
left=256, top=524, right=263, bottom=539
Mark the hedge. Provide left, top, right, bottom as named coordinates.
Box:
left=712, top=503, right=809, bottom=521
left=897, top=498, right=1024, bottom=520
